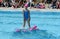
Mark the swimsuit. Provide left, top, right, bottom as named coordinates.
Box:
left=24, top=10, right=29, bottom=20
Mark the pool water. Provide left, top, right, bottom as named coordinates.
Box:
left=0, top=11, right=60, bottom=39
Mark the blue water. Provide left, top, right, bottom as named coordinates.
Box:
left=0, top=11, right=60, bottom=39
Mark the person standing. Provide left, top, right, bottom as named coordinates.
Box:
left=23, top=4, right=31, bottom=29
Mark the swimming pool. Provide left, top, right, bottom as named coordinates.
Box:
left=0, top=10, right=60, bottom=39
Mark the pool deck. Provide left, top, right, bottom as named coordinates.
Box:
left=0, top=7, right=60, bottom=12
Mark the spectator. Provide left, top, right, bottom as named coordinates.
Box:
left=56, top=0, right=60, bottom=9
left=3, top=0, right=12, bottom=7
left=0, top=0, right=4, bottom=7
left=51, top=0, right=57, bottom=9
left=31, top=1, right=34, bottom=7
left=46, top=0, right=52, bottom=4
left=0, top=0, right=3, bottom=6
left=35, top=1, right=45, bottom=9
left=6, top=2, right=12, bottom=7
left=11, top=0, right=18, bottom=8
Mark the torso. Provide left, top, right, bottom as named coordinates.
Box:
left=24, top=9, right=29, bottom=20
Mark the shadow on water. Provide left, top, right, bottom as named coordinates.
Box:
left=12, top=29, right=57, bottom=39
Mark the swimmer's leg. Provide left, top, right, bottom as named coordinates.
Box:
left=23, top=19, right=26, bottom=29
left=27, top=18, right=31, bottom=28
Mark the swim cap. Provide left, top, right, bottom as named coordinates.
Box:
left=24, top=3, right=28, bottom=8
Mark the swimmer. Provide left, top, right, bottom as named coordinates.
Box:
left=23, top=4, right=31, bottom=29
